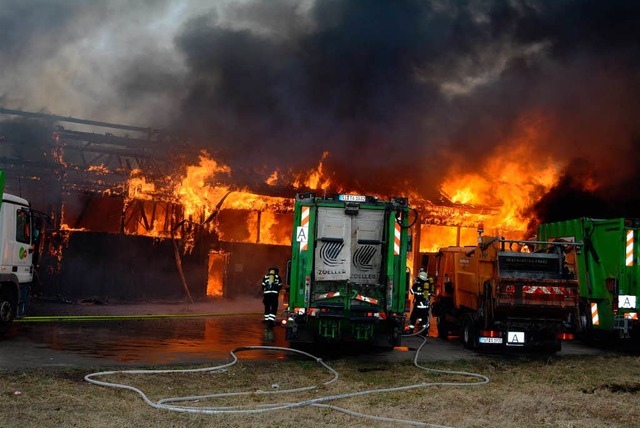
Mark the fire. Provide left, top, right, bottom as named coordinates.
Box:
left=120, top=151, right=297, bottom=297
left=265, top=151, right=335, bottom=191
left=207, top=250, right=227, bottom=297
left=258, top=211, right=291, bottom=246
left=294, top=151, right=333, bottom=190
left=59, top=204, right=87, bottom=232
left=176, top=152, right=232, bottom=222
left=265, top=169, right=279, bottom=186
left=441, top=156, right=560, bottom=233
left=86, top=164, right=110, bottom=175
left=123, top=150, right=294, bottom=248
left=51, top=115, right=577, bottom=299
left=424, top=115, right=563, bottom=251
left=127, top=172, right=156, bottom=200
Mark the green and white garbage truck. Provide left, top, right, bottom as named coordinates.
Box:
left=0, top=170, right=36, bottom=337
left=283, top=193, right=414, bottom=348
left=538, top=218, right=640, bottom=340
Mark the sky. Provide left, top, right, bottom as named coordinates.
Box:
left=2, top=0, right=640, bottom=221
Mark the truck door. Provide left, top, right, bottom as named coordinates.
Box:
left=314, top=207, right=385, bottom=283
left=350, top=209, right=384, bottom=284
left=314, top=207, right=350, bottom=281
left=1, top=203, right=34, bottom=283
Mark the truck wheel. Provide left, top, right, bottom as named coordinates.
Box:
left=436, top=316, right=448, bottom=339
left=462, top=315, right=476, bottom=350
left=0, top=290, right=16, bottom=336
left=578, top=301, right=595, bottom=344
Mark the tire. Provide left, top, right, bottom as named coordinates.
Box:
left=578, top=300, right=596, bottom=345
left=0, top=290, right=16, bottom=337
left=462, top=315, right=476, bottom=350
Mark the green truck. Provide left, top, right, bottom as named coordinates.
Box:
left=538, top=218, right=640, bottom=340
left=283, top=193, right=413, bottom=347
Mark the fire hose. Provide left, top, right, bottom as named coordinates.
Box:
left=84, top=326, right=489, bottom=427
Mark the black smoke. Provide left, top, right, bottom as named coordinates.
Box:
left=530, top=147, right=640, bottom=228
left=157, top=0, right=640, bottom=202
left=3, top=0, right=640, bottom=209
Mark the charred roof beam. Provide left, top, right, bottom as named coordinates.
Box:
left=0, top=107, right=152, bottom=134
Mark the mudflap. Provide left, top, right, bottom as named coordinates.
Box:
left=285, top=313, right=314, bottom=344
left=286, top=325, right=314, bottom=343
left=17, top=284, right=30, bottom=318
left=373, top=332, right=396, bottom=348
left=374, top=317, right=404, bottom=348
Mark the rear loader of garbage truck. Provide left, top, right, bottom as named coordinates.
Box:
left=0, top=170, right=36, bottom=337
left=431, top=234, right=580, bottom=351
left=538, top=218, right=640, bottom=341
left=284, top=193, right=413, bottom=348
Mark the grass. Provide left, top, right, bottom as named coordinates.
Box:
left=1, top=354, right=640, bottom=427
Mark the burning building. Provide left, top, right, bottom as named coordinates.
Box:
left=0, top=110, right=299, bottom=302
left=0, top=108, right=554, bottom=303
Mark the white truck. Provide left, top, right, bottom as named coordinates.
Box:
left=0, top=171, right=35, bottom=337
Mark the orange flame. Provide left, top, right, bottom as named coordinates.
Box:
left=207, top=250, right=227, bottom=297
left=425, top=115, right=563, bottom=251
left=127, top=171, right=156, bottom=201
left=176, top=152, right=232, bottom=222
left=265, top=151, right=336, bottom=191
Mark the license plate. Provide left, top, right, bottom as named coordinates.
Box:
left=479, top=337, right=503, bottom=344
left=507, top=331, right=525, bottom=346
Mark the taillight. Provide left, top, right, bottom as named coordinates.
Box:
left=479, top=330, right=501, bottom=338
left=605, top=278, right=616, bottom=293
left=557, top=332, right=574, bottom=341
left=606, top=278, right=620, bottom=314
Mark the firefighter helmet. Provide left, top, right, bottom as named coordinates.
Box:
left=418, top=271, right=428, bottom=282
left=269, top=267, right=279, bottom=275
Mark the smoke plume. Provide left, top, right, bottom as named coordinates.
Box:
left=2, top=0, right=640, bottom=216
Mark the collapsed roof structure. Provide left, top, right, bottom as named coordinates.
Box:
left=0, top=108, right=497, bottom=302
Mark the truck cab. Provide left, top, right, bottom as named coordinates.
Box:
left=0, top=192, right=35, bottom=336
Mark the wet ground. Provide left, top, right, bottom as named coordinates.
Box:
left=0, top=298, right=624, bottom=370
left=12, top=316, right=291, bottom=363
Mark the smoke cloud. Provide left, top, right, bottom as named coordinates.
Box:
left=2, top=0, right=640, bottom=218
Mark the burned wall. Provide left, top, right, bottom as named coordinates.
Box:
left=38, top=232, right=208, bottom=302
left=221, top=242, right=291, bottom=299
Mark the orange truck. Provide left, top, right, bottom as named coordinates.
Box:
left=429, top=233, right=581, bottom=351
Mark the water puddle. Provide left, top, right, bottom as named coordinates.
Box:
left=16, top=316, right=289, bottom=364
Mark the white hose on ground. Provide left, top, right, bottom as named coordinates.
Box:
left=84, top=330, right=489, bottom=427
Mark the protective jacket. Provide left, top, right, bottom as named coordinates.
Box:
left=262, top=273, right=283, bottom=295
left=262, top=272, right=282, bottom=326
left=408, top=278, right=430, bottom=331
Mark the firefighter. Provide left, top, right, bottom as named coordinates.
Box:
left=261, top=266, right=282, bottom=328
left=407, top=269, right=432, bottom=333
